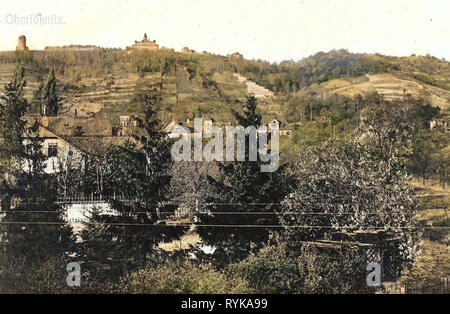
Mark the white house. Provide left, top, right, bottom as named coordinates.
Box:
left=165, top=120, right=192, bottom=139
left=23, top=118, right=88, bottom=174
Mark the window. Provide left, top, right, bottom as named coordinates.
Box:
left=48, top=143, right=58, bottom=157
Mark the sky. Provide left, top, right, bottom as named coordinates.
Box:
left=0, top=0, right=449, bottom=63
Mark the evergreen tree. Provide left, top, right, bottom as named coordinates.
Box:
left=41, top=69, right=59, bottom=117
left=78, top=206, right=121, bottom=290
left=197, top=94, right=287, bottom=264
left=79, top=94, right=186, bottom=283
left=30, top=83, right=43, bottom=114
left=0, top=68, right=75, bottom=293
left=1, top=124, right=75, bottom=267
left=0, top=66, right=28, bottom=169
left=411, top=129, right=433, bottom=185
left=0, top=66, right=28, bottom=216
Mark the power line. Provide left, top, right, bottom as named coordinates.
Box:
left=4, top=194, right=450, bottom=207
left=0, top=221, right=446, bottom=230
left=0, top=211, right=428, bottom=215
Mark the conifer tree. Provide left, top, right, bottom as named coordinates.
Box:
left=41, top=69, right=59, bottom=116
left=79, top=94, right=186, bottom=282
left=0, top=67, right=75, bottom=292
left=197, top=94, right=287, bottom=264
left=0, top=66, right=28, bottom=168
left=0, top=66, right=28, bottom=215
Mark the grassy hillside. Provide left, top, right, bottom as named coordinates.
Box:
left=0, top=49, right=250, bottom=126
left=2, top=49, right=450, bottom=126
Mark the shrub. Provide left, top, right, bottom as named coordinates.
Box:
left=122, top=260, right=253, bottom=294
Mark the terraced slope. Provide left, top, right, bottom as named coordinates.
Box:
left=399, top=179, right=450, bottom=289
left=2, top=49, right=450, bottom=129
left=234, top=73, right=274, bottom=99
left=309, top=73, right=450, bottom=109
left=0, top=54, right=250, bottom=126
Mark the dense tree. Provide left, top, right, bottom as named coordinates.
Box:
left=0, top=67, right=28, bottom=168
left=436, top=146, right=450, bottom=189
left=197, top=95, right=288, bottom=265
left=228, top=242, right=372, bottom=293
left=230, top=50, right=400, bottom=93
left=0, top=68, right=75, bottom=293
left=123, top=259, right=252, bottom=294
left=78, top=94, right=186, bottom=283
left=280, top=101, right=423, bottom=279
left=411, top=130, right=434, bottom=185
left=0, top=66, right=28, bottom=216
left=40, top=69, right=59, bottom=116
left=168, top=161, right=221, bottom=218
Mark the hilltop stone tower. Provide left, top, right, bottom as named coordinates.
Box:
left=16, top=35, right=28, bottom=51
